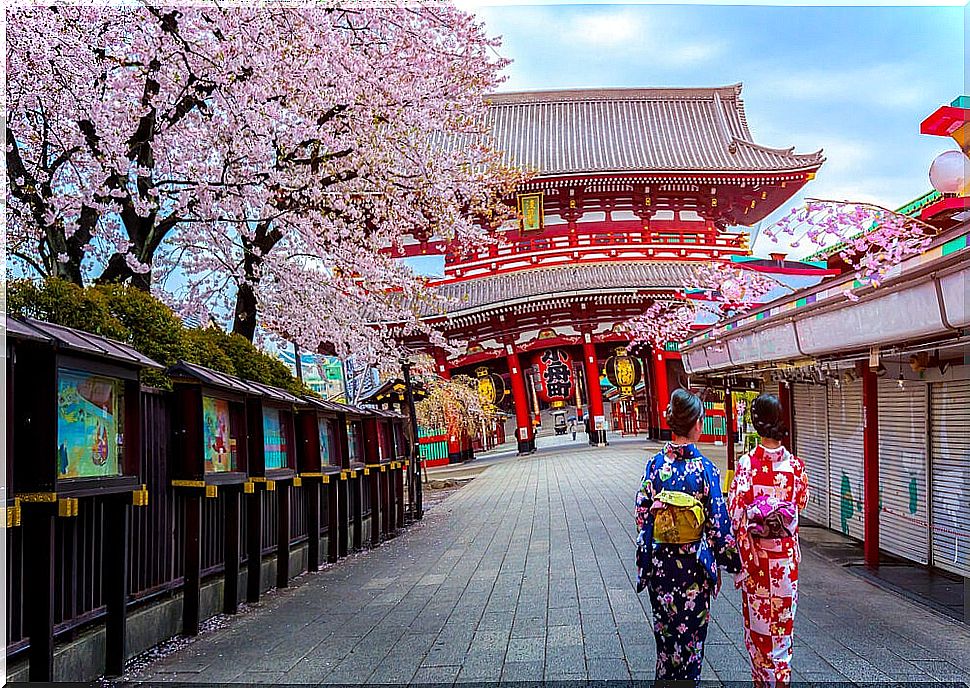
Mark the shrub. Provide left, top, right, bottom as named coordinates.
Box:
left=8, top=277, right=310, bottom=394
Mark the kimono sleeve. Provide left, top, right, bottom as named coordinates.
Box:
left=704, top=462, right=741, bottom=574
left=728, top=454, right=754, bottom=543
left=793, top=452, right=810, bottom=511
left=635, top=455, right=658, bottom=536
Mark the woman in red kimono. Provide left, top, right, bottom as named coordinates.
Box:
left=728, top=393, right=809, bottom=687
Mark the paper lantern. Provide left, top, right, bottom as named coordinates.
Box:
left=604, top=347, right=642, bottom=398
left=531, top=349, right=573, bottom=408
left=474, top=366, right=506, bottom=406
left=929, top=150, right=970, bottom=195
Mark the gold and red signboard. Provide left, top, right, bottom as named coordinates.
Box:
left=518, top=192, right=544, bottom=233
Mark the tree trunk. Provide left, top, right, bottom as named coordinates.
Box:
left=232, top=279, right=259, bottom=342
left=230, top=221, right=282, bottom=343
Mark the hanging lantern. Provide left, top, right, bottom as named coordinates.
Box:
left=604, top=347, right=642, bottom=398
left=531, top=348, right=574, bottom=409
left=474, top=366, right=506, bottom=407
left=929, top=149, right=970, bottom=195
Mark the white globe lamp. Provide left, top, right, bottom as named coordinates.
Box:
left=929, top=149, right=970, bottom=195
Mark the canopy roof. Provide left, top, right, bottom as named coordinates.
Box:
left=484, top=84, right=823, bottom=177
left=426, top=262, right=698, bottom=317
left=6, top=316, right=162, bottom=369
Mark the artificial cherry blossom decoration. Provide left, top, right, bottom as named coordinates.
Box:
left=762, top=199, right=935, bottom=295
left=624, top=301, right=697, bottom=349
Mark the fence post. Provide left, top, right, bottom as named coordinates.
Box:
left=327, top=479, right=339, bottom=563
left=369, top=470, right=381, bottom=547
left=104, top=495, right=130, bottom=677
left=246, top=488, right=263, bottom=603
left=306, top=480, right=321, bottom=572
left=23, top=501, right=56, bottom=681
left=351, top=473, right=363, bottom=550
left=277, top=481, right=291, bottom=589
left=183, top=493, right=202, bottom=637
left=223, top=488, right=241, bottom=615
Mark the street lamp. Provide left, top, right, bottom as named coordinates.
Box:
left=400, top=355, right=423, bottom=520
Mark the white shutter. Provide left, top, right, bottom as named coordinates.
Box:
left=792, top=383, right=829, bottom=527
left=827, top=380, right=866, bottom=541
left=877, top=379, right=929, bottom=564
left=930, top=380, right=970, bottom=577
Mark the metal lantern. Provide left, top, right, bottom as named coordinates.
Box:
left=474, top=366, right=507, bottom=406
left=604, top=346, right=642, bottom=398
left=531, top=348, right=574, bottom=409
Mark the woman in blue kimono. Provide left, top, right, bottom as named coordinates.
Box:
left=635, top=389, right=741, bottom=683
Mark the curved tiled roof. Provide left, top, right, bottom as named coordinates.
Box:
left=480, top=84, right=823, bottom=176
left=427, top=262, right=699, bottom=316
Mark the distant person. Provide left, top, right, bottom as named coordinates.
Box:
left=634, top=389, right=740, bottom=684
left=569, top=418, right=577, bottom=441
left=728, top=393, right=809, bottom=687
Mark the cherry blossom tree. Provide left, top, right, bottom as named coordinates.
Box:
left=415, top=373, right=496, bottom=440
left=7, top=4, right=521, bottom=361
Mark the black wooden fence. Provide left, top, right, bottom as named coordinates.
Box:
left=6, top=389, right=384, bottom=661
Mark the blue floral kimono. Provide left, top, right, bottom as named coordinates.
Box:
left=635, top=442, right=741, bottom=683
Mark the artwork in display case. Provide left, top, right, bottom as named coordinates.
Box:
left=203, top=396, right=236, bottom=473
left=263, top=408, right=288, bottom=470
left=347, top=421, right=362, bottom=463
left=57, top=369, right=124, bottom=479
left=318, top=417, right=334, bottom=465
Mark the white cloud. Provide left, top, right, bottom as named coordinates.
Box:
left=758, top=63, right=929, bottom=110
left=567, top=9, right=647, bottom=46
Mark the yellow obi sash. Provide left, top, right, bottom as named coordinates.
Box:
left=652, top=490, right=705, bottom=544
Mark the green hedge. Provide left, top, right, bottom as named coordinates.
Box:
left=7, top=278, right=310, bottom=394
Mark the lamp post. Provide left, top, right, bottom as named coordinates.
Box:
left=400, top=356, right=423, bottom=520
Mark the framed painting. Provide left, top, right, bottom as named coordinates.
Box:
left=203, top=395, right=236, bottom=473
left=56, top=368, right=124, bottom=479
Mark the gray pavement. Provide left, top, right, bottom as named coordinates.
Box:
left=125, top=438, right=970, bottom=684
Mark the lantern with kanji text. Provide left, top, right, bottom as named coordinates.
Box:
left=531, top=348, right=574, bottom=409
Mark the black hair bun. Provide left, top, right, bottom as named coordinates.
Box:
left=667, top=388, right=704, bottom=437
left=751, top=393, right=789, bottom=441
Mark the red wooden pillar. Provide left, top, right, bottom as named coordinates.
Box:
left=507, top=350, right=535, bottom=454
left=652, top=349, right=672, bottom=440
left=583, top=339, right=607, bottom=446
left=778, top=381, right=793, bottom=452
left=863, top=367, right=880, bottom=568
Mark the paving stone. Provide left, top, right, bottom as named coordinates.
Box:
left=128, top=439, right=970, bottom=685
left=506, top=636, right=546, bottom=663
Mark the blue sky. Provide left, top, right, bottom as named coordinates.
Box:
left=430, top=2, right=965, bottom=263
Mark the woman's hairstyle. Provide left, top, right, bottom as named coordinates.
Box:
left=751, top=393, right=789, bottom=441
left=665, top=388, right=704, bottom=437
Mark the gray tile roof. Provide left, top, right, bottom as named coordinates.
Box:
left=7, top=316, right=163, bottom=369
left=428, top=262, right=698, bottom=315
left=479, top=84, right=823, bottom=176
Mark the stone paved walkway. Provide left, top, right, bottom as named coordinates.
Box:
left=126, top=438, right=970, bottom=684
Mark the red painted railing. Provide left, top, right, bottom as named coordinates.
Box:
left=389, top=220, right=748, bottom=283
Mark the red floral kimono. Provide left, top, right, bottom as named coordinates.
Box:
left=728, top=444, right=809, bottom=687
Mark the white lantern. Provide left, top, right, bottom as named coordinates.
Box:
left=929, top=149, right=970, bottom=195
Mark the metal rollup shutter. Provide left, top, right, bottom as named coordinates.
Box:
left=877, top=379, right=929, bottom=564
left=930, top=379, right=970, bottom=576
left=827, top=379, right=865, bottom=541
left=792, top=382, right=829, bottom=527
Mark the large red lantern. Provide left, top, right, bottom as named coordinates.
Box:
left=532, top=348, right=574, bottom=409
